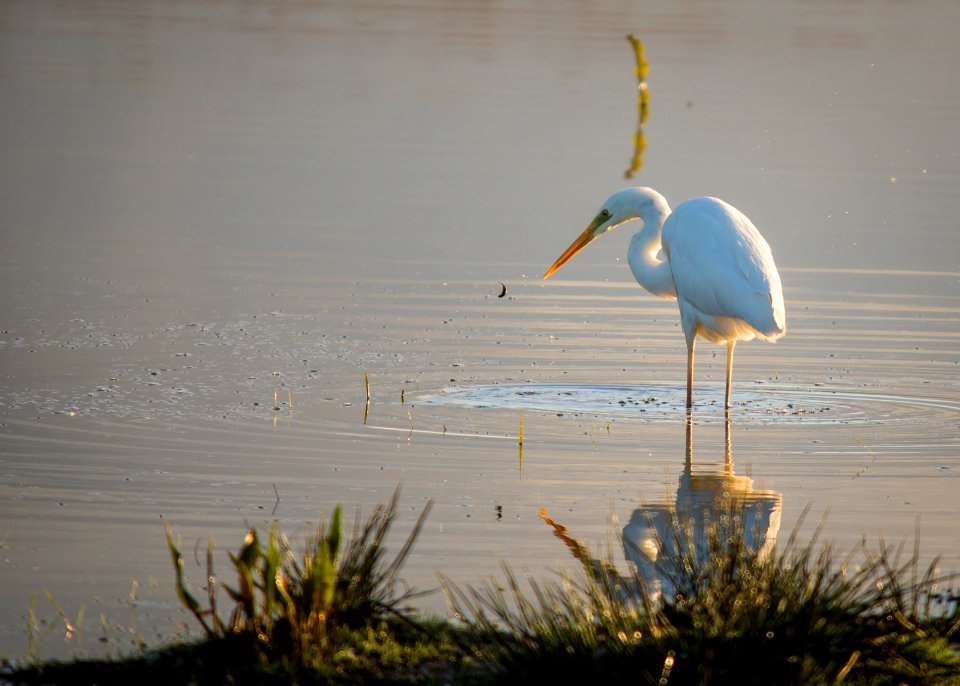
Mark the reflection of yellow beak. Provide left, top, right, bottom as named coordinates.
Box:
left=543, top=215, right=607, bottom=279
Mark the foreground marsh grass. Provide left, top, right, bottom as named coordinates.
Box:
left=4, top=491, right=959, bottom=685
left=447, top=508, right=960, bottom=685
left=164, top=487, right=434, bottom=663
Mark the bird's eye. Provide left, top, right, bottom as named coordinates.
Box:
left=600, top=209, right=610, bottom=218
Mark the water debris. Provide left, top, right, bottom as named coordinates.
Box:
left=497, top=282, right=507, bottom=298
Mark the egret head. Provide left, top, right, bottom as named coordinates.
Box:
left=543, top=187, right=668, bottom=279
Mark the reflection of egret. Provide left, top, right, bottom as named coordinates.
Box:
left=622, top=413, right=782, bottom=601
left=543, top=187, right=786, bottom=408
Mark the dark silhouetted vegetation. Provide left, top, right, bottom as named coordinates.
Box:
left=4, top=492, right=958, bottom=685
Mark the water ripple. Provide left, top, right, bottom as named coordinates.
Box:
left=413, top=382, right=959, bottom=426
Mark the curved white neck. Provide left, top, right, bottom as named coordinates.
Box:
left=627, top=206, right=677, bottom=299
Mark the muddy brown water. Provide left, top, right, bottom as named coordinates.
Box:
left=1, top=0, right=958, bottom=660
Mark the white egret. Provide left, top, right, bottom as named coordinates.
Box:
left=543, top=187, right=785, bottom=409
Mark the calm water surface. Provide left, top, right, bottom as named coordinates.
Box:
left=1, top=0, right=958, bottom=660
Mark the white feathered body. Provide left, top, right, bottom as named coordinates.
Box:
left=631, top=195, right=785, bottom=348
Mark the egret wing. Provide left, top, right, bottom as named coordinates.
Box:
left=663, top=197, right=784, bottom=339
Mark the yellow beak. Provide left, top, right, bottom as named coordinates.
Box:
left=543, top=215, right=607, bottom=280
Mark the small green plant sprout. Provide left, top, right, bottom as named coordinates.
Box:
left=363, top=373, right=372, bottom=424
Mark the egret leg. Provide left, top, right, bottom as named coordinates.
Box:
left=723, top=407, right=732, bottom=470
left=686, top=339, right=696, bottom=409
left=724, top=341, right=736, bottom=409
